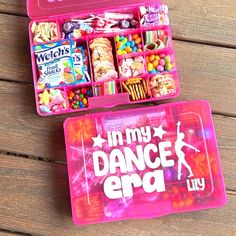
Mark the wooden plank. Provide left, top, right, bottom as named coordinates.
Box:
left=0, top=1, right=26, bottom=15
left=0, top=15, right=32, bottom=83
left=0, top=232, right=23, bottom=236
left=1, top=78, right=236, bottom=162
left=166, top=0, right=236, bottom=47
left=0, top=154, right=235, bottom=236
left=171, top=41, right=236, bottom=116
left=0, top=1, right=236, bottom=47
left=0, top=80, right=235, bottom=162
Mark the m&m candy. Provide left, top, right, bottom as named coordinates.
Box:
left=68, top=87, right=93, bottom=109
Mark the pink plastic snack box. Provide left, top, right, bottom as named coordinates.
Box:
left=28, top=0, right=179, bottom=116
left=64, top=100, right=227, bottom=226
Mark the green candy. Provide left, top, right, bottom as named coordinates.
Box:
left=164, top=56, right=171, bottom=64
left=79, top=94, right=84, bottom=99
left=122, top=37, right=128, bottom=44
left=115, top=35, right=120, bottom=42
left=165, top=63, right=173, bottom=71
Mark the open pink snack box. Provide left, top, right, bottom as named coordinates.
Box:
left=27, top=0, right=179, bottom=116
left=64, top=100, right=227, bottom=225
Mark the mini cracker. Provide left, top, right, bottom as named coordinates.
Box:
left=142, top=79, right=148, bottom=95
left=122, top=82, right=131, bottom=96
left=131, top=85, right=139, bottom=101
left=125, top=78, right=142, bottom=86
left=138, top=83, right=145, bottom=99
left=133, top=84, right=141, bottom=100
left=128, top=85, right=136, bottom=101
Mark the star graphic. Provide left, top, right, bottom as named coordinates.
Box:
left=153, top=125, right=167, bottom=139
left=39, top=90, right=51, bottom=105
left=92, top=134, right=106, bottom=148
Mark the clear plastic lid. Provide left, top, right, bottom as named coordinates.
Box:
left=64, top=100, right=227, bottom=225
left=27, top=0, right=157, bottom=19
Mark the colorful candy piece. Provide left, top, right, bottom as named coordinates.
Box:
left=144, top=30, right=169, bottom=51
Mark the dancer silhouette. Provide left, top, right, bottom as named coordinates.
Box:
left=175, top=121, right=200, bottom=180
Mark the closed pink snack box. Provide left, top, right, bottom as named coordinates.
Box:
left=64, top=100, right=227, bottom=225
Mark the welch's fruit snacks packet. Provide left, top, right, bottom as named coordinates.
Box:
left=33, top=40, right=75, bottom=89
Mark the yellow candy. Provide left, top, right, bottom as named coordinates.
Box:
left=153, top=60, right=159, bottom=67
left=125, top=47, right=132, bottom=53
left=148, top=63, right=153, bottom=71
left=137, top=49, right=142, bottom=53
left=122, top=50, right=127, bottom=55
left=39, top=90, right=51, bottom=105
left=117, top=49, right=122, bottom=55
left=83, top=98, right=88, bottom=105
left=135, top=37, right=142, bottom=44
left=155, top=55, right=160, bottom=60
left=149, top=54, right=155, bottom=62
left=133, top=34, right=139, bottom=40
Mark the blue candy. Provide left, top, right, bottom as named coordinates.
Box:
left=79, top=102, right=85, bottom=108
left=120, top=36, right=124, bottom=41
left=151, top=69, right=157, bottom=74
left=126, top=42, right=131, bottom=47
left=40, top=106, right=51, bottom=113
left=120, top=45, right=126, bottom=51
left=133, top=46, right=138, bottom=52
left=130, top=40, right=135, bottom=47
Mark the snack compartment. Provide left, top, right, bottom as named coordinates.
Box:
left=29, top=18, right=62, bottom=45
left=149, top=71, right=180, bottom=99
left=36, top=87, right=68, bottom=116
left=120, top=76, right=151, bottom=102
left=142, top=27, right=173, bottom=51
left=145, top=48, right=176, bottom=75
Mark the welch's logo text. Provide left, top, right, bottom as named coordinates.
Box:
left=35, top=45, right=70, bottom=64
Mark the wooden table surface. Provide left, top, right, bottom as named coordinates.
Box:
left=0, top=0, right=235, bottom=235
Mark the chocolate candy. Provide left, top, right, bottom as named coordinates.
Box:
left=69, top=87, right=93, bottom=109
